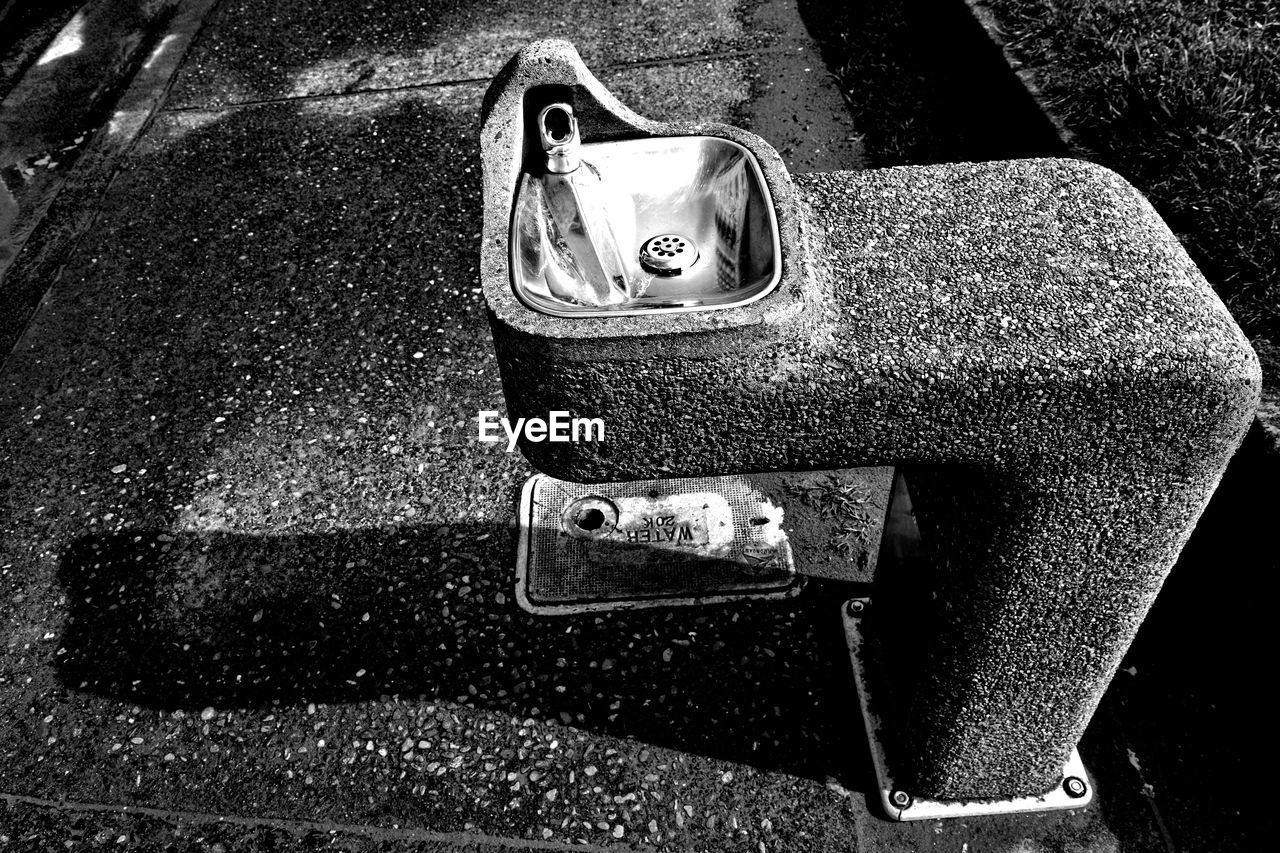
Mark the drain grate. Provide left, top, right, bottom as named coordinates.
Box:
left=639, top=233, right=698, bottom=276
left=516, top=473, right=801, bottom=614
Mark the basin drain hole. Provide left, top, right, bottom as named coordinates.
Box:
left=576, top=508, right=606, bottom=531
left=640, top=233, right=699, bottom=275
left=561, top=495, right=619, bottom=538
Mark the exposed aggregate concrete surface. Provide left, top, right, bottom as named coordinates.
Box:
left=0, top=1, right=1243, bottom=849
left=1, top=4, right=1073, bottom=851
left=167, top=0, right=760, bottom=108
left=481, top=41, right=1261, bottom=800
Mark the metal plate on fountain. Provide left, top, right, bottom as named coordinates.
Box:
left=515, top=473, right=802, bottom=614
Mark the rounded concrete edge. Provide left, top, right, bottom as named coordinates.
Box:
left=960, top=0, right=1272, bottom=459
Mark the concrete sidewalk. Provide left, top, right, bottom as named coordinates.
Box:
left=0, top=1, right=1202, bottom=851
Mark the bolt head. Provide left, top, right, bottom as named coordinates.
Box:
left=846, top=599, right=867, bottom=616
left=889, top=789, right=912, bottom=809
left=1063, top=776, right=1087, bottom=798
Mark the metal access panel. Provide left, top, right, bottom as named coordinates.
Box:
left=515, top=473, right=803, bottom=614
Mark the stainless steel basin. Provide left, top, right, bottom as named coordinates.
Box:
left=510, top=136, right=781, bottom=317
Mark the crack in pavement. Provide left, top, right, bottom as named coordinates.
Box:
left=158, top=45, right=808, bottom=114
left=1, top=791, right=616, bottom=853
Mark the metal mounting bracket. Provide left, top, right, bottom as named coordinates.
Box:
left=842, top=597, right=1094, bottom=821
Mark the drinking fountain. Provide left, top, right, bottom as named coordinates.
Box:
left=477, top=39, right=1259, bottom=819
left=511, top=100, right=781, bottom=315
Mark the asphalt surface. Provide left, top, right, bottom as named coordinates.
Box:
left=0, top=0, right=1260, bottom=851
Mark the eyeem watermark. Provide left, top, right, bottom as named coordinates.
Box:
left=476, top=410, right=605, bottom=452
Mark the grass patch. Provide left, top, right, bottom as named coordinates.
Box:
left=802, top=0, right=1070, bottom=165
left=982, top=0, right=1279, bottom=339
left=786, top=475, right=875, bottom=560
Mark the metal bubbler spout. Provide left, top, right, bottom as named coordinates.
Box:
left=538, top=103, right=581, bottom=174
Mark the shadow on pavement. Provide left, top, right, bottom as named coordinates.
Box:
left=798, top=0, right=1069, bottom=168
left=54, top=523, right=872, bottom=790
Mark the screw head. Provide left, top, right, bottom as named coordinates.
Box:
left=846, top=599, right=867, bottom=616
left=1063, top=776, right=1088, bottom=798
left=888, top=789, right=912, bottom=809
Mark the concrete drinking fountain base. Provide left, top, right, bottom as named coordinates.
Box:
left=480, top=40, right=1259, bottom=807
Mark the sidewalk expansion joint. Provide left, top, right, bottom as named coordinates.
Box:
left=1, top=791, right=615, bottom=853
left=160, top=45, right=808, bottom=114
